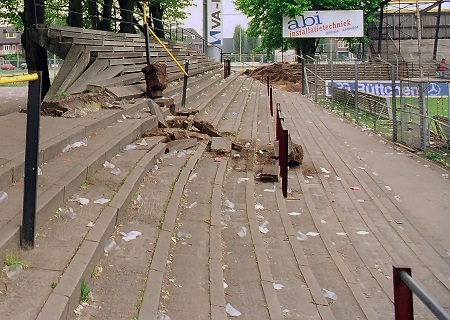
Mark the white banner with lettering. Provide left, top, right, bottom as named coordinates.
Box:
left=207, top=0, right=223, bottom=45
left=282, top=10, right=364, bottom=38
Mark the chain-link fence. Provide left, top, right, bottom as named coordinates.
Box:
left=303, top=54, right=450, bottom=166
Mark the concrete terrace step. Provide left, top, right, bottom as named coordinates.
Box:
left=0, top=135, right=168, bottom=319
left=0, top=100, right=173, bottom=255
left=73, top=142, right=208, bottom=319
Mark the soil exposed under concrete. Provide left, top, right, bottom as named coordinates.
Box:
left=244, top=63, right=302, bottom=92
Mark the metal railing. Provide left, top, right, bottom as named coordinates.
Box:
left=393, top=266, right=450, bottom=320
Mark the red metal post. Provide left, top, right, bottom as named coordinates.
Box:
left=281, top=128, right=288, bottom=198
left=269, top=87, right=273, bottom=117
left=393, top=266, right=414, bottom=320
left=276, top=109, right=282, bottom=142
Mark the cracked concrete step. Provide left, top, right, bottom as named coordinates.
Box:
left=0, top=99, right=161, bottom=192
left=277, top=90, right=450, bottom=318
left=214, top=77, right=254, bottom=131
left=170, top=70, right=237, bottom=110
left=137, top=143, right=207, bottom=319
left=81, top=146, right=196, bottom=319
left=149, top=155, right=226, bottom=319
left=189, top=72, right=242, bottom=114
left=0, top=106, right=167, bottom=258
left=0, top=135, right=172, bottom=319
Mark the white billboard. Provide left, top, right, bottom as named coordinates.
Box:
left=283, top=10, right=364, bottom=38
left=207, top=0, right=223, bottom=46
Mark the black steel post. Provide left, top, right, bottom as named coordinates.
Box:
left=330, top=54, right=334, bottom=110
left=21, top=72, right=42, bottom=248
left=378, top=3, right=385, bottom=55
left=301, top=54, right=306, bottom=95
left=181, top=60, right=189, bottom=108
left=144, top=23, right=151, bottom=65
left=433, top=2, right=442, bottom=61
left=314, top=56, right=318, bottom=103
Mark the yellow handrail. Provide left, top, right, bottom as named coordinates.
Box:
left=142, top=1, right=188, bottom=77
left=146, top=26, right=188, bottom=77
left=0, top=73, right=39, bottom=85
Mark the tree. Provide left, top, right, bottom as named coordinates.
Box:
left=67, top=0, right=83, bottom=27
left=233, top=25, right=246, bottom=54
left=247, top=32, right=258, bottom=53
left=118, top=0, right=135, bottom=33
left=234, top=0, right=384, bottom=56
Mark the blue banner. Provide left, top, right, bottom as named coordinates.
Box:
left=325, top=80, right=449, bottom=98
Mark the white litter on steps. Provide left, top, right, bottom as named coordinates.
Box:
left=225, top=303, right=241, bottom=317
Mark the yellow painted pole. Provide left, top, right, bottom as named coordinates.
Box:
left=146, top=26, right=188, bottom=77
left=143, top=2, right=147, bottom=24
left=0, top=73, right=39, bottom=85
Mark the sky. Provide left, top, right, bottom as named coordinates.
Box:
left=182, top=0, right=249, bottom=38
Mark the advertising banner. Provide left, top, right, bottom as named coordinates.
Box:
left=207, top=0, right=223, bottom=46
left=325, top=80, right=449, bottom=98
left=282, top=10, right=364, bottom=38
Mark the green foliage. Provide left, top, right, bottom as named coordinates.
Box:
left=159, top=0, right=195, bottom=25
left=3, top=254, right=26, bottom=267
left=79, top=279, right=91, bottom=303
left=233, top=25, right=246, bottom=53
left=234, top=0, right=383, bottom=53
left=0, top=0, right=24, bottom=30
left=0, top=0, right=194, bottom=32
left=247, top=31, right=258, bottom=53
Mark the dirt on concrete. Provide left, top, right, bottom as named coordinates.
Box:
left=41, top=91, right=114, bottom=117
left=244, top=63, right=302, bottom=92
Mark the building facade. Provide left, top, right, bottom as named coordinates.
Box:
left=0, top=26, right=22, bottom=65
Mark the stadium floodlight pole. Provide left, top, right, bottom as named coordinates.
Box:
left=142, top=0, right=152, bottom=65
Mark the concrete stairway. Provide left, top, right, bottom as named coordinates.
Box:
left=0, top=68, right=250, bottom=319
left=31, top=24, right=221, bottom=101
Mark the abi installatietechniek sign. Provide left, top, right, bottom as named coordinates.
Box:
left=282, top=10, right=364, bottom=38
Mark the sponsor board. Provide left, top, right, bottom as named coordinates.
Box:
left=325, top=80, right=449, bottom=98
left=282, top=10, right=364, bottom=38
left=207, top=0, right=223, bottom=46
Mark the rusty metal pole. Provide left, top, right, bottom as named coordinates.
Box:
left=281, top=128, right=288, bottom=198
left=276, top=109, right=281, bottom=141
left=269, top=87, right=273, bottom=117
left=393, top=266, right=413, bottom=320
